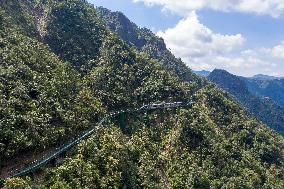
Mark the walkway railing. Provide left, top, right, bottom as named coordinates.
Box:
left=0, top=101, right=193, bottom=184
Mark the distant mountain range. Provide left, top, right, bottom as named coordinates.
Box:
left=245, top=77, right=284, bottom=107
left=1, top=1, right=284, bottom=187
left=193, top=70, right=211, bottom=77
left=208, top=69, right=284, bottom=135
left=250, top=74, right=284, bottom=81
left=194, top=71, right=284, bottom=80
left=194, top=70, right=284, bottom=108
left=96, top=6, right=284, bottom=136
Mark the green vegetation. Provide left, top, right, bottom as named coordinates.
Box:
left=209, top=69, right=284, bottom=135
left=96, top=7, right=284, bottom=136
left=0, top=0, right=284, bottom=188
left=44, top=0, right=107, bottom=70
left=0, top=0, right=106, bottom=161
left=0, top=28, right=106, bottom=159
left=96, top=7, right=203, bottom=84
left=246, top=78, right=284, bottom=107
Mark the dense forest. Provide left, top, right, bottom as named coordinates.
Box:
left=245, top=78, right=284, bottom=107
left=0, top=0, right=283, bottom=188
left=95, top=7, right=203, bottom=85
left=209, top=69, right=284, bottom=135
left=96, top=7, right=284, bottom=136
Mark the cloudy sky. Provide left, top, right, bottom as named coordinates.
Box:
left=89, top=0, right=284, bottom=77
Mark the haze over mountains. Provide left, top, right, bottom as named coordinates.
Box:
left=195, top=70, right=284, bottom=108
left=96, top=5, right=284, bottom=135
left=245, top=76, right=284, bottom=107
left=0, top=1, right=283, bottom=188
left=193, top=70, right=211, bottom=77
left=208, top=69, right=284, bottom=135
left=195, top=71, right=284, bottom=81
left=251, top=74, right=284, bottom=81
left=194, top=69, right=284, bottom=134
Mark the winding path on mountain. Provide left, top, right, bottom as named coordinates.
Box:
left=0, top=101, right=193, bottom=185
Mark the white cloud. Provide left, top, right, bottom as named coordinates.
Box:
left=262, top=41, right=284, bottom=59
left=157, top=11, right=245, bottom=58
left=132, top=0, right=284, bottom=76
left=133, top=0, right=284, bottom=17
left=154, top=11, right=284, bottom=76
left=185, top=52, right=279, bottom=77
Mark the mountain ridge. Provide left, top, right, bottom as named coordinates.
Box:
left=209, top=69, right=284, bottom=135
left=95, top=6, right=203, bottom=85
left=251, top=74, right=284, bottom=81
left=0, top=1, right=284, bottom=188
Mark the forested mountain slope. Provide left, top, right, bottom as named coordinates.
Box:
left=96, top=7, right=284, bottom=136
left=209, top=69, right=284, bottom=135
left=0, top=0, right=283, bottom=188
left=96, top=7, right=202, bottom=85
left=245, top=78, right=284, bottom=107
left=0, top=0, right=105, bottom=162
left=0, top=0, right=192, bottom=161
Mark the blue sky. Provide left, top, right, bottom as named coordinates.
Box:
left=89, top=0, right=181, bottom=30
left=89, top=0, right=284, bottom=77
